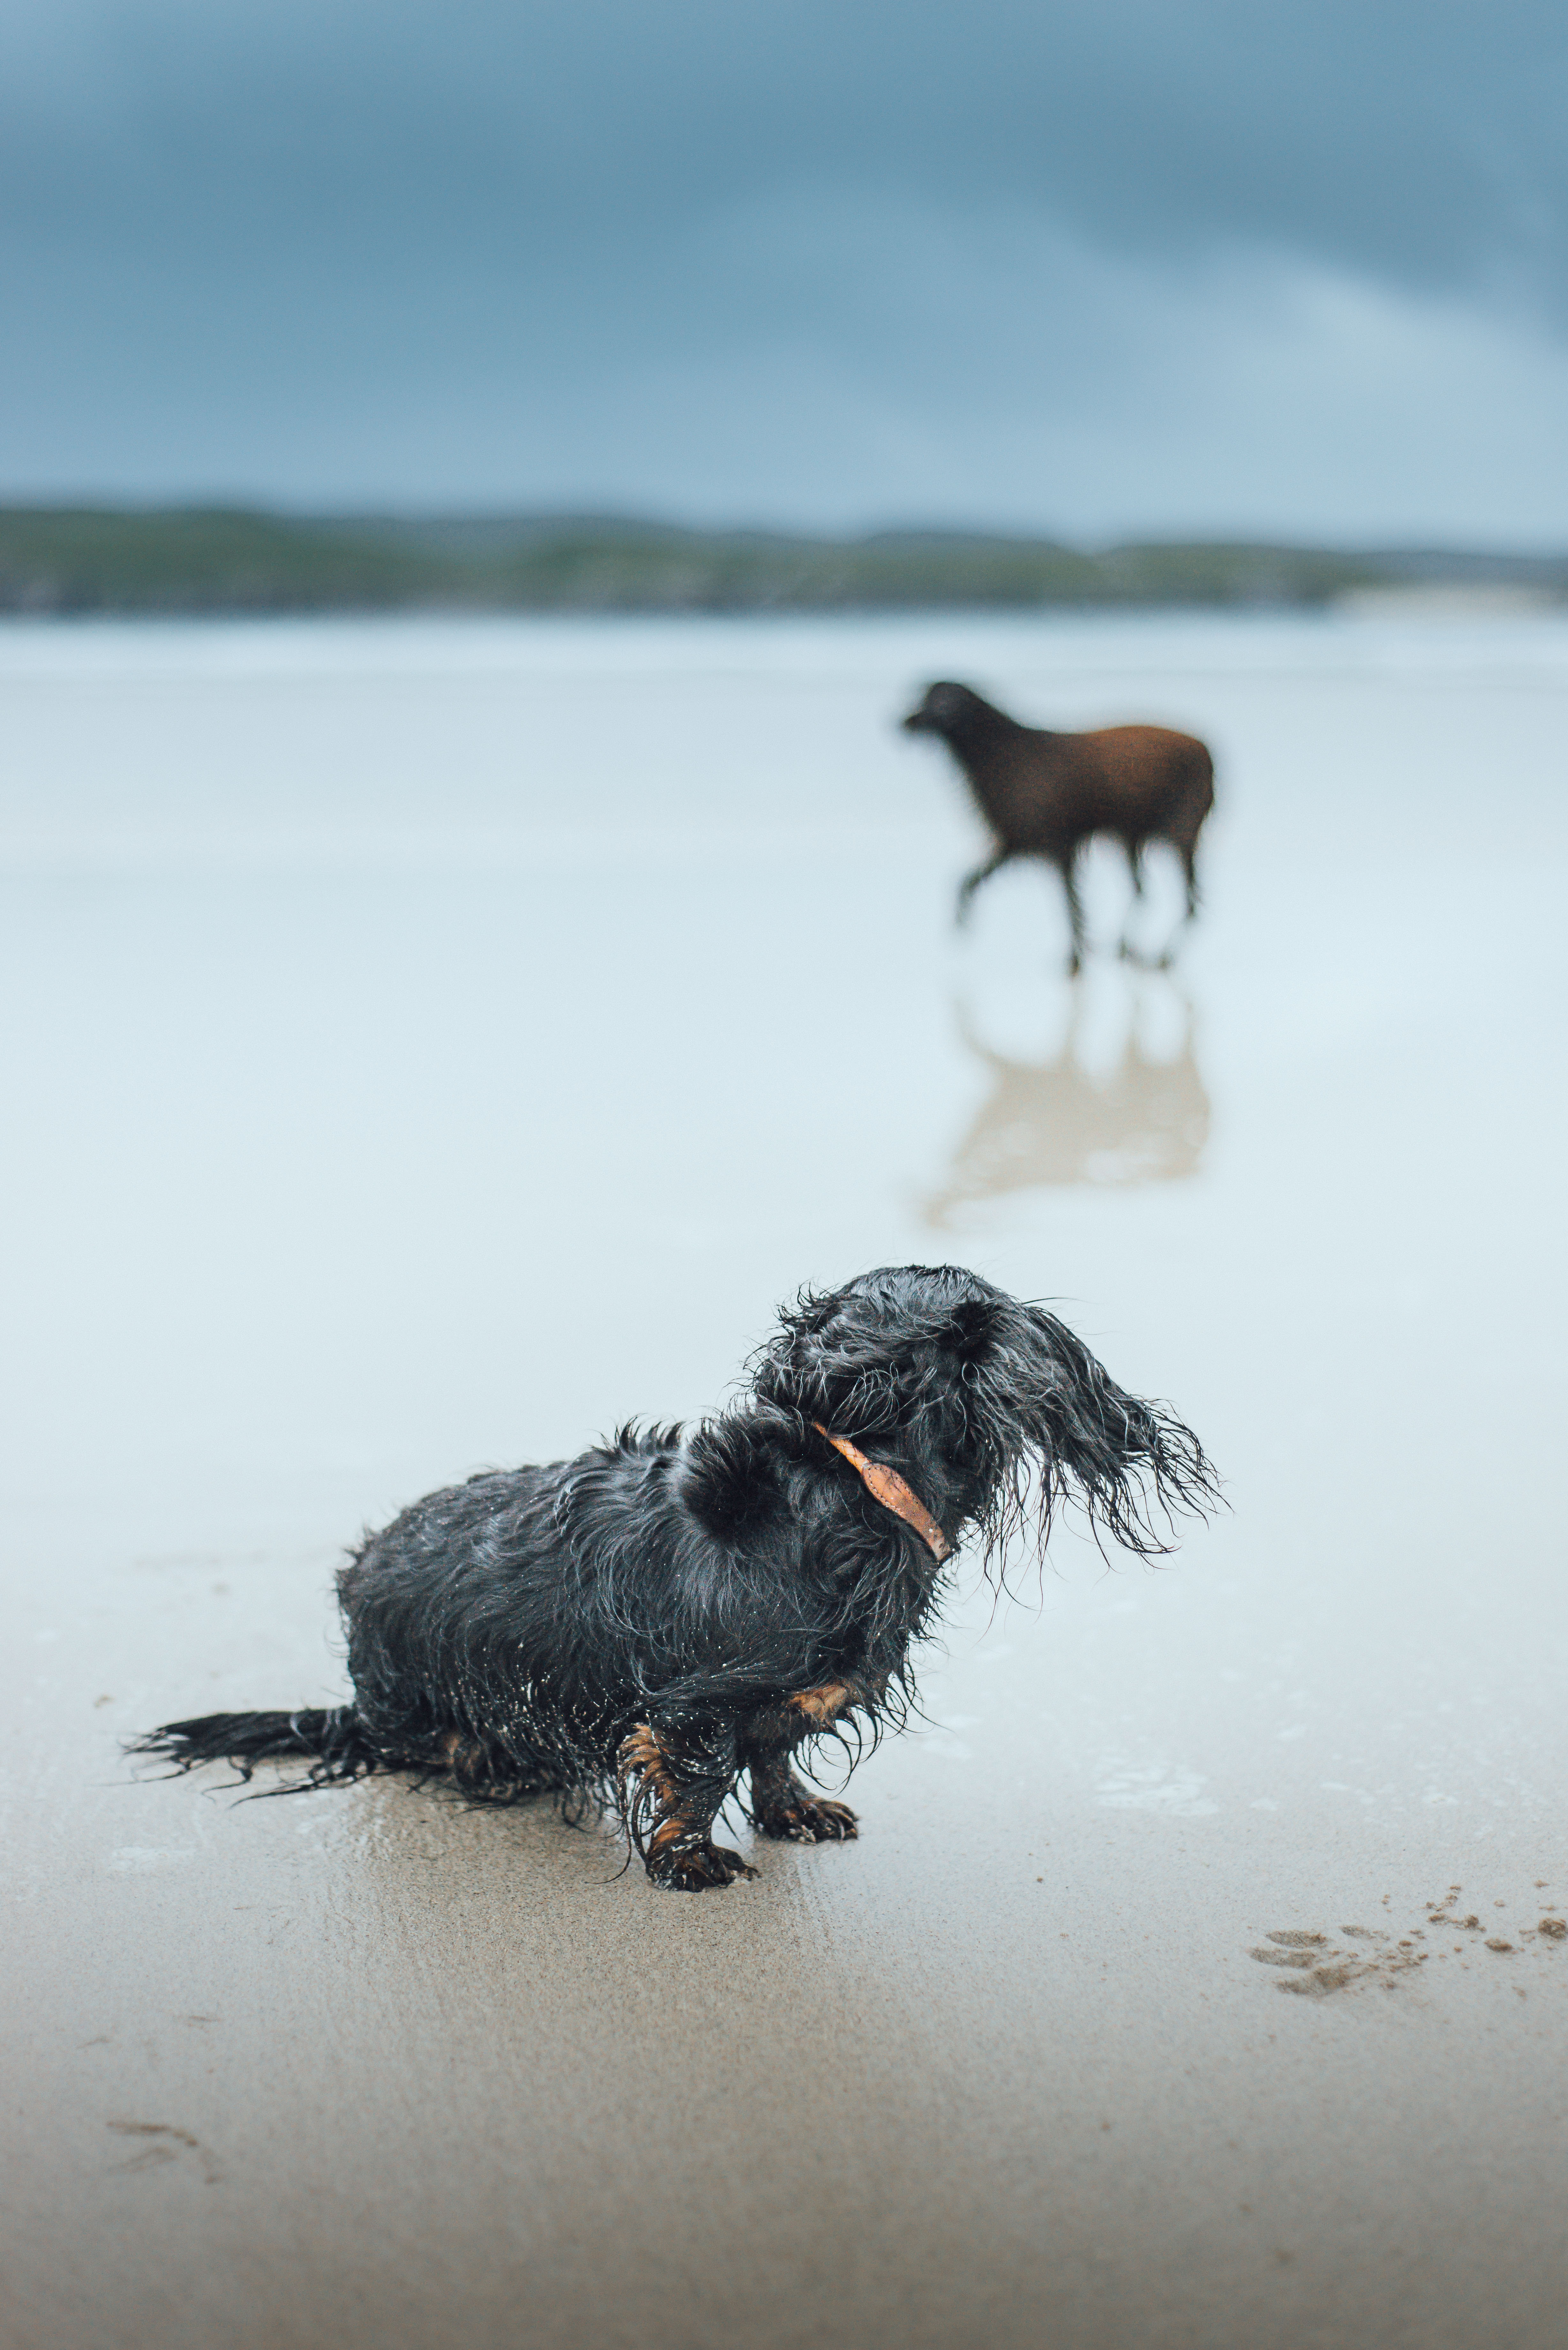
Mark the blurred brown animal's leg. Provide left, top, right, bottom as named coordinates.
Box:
left=956, top=849, right=1009, bottom=927
left=1180, top=842, right=1201, bottom=920
left=1118, top=840, right=1148, bottom=960
left=1060, top=854, right=1088, bottom=975
left=1147, top=842, right=1202, bottom=968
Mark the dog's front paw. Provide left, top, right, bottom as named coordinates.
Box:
left=758, top=1797, right=859, bottom=1843
left=646, top=1840, right=759, bottom=1892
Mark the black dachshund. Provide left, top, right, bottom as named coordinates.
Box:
left=135, top=1265, right=1216, bottom=1891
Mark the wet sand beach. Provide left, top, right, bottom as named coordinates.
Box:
left=3, top=611, right=1566, bottom=2350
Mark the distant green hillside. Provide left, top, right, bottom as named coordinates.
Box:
left=1, top=506, right=1563, bottom=614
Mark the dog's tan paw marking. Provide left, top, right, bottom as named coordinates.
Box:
left=760, top=1796, right=858, bottom=1843
left=647, top=1841, right=758, bottom=1892
left=788, top=1681, right=853, bottom=1726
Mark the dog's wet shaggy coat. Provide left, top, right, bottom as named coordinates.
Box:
left=135, top=1265, right=1216, bottom=1890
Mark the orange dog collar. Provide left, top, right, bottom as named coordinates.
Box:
left=812, top=1424, right=952, bottom=1562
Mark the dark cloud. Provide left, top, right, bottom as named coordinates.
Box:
left=8, top=1, right=1563, bottom=295
left=1, top=1, right=1565, bottom=531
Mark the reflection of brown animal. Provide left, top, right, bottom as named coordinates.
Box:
left=903, top=680, right=1215, bottom=973
left=925, top=999, right=1209, bottom=1224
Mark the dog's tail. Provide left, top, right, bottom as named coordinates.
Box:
left=128, top=1705, right=376, bottom=1791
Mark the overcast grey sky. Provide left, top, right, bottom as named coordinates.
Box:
left=3, top=0, right=1565, bottom=540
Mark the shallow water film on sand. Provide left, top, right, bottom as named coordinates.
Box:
left=3, top=610, right=1566, bottom=2350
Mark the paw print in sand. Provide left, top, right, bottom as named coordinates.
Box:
left=1250, top=1883, right=1564, bottom=1998
left=1248, top=1926, right=1423, bottom=1998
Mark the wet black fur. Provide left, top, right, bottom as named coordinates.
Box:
left=134, top=1264, right=1216, bottom=1891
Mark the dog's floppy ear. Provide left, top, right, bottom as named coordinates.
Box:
left=942, top=1298, right=997, bottom=1361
